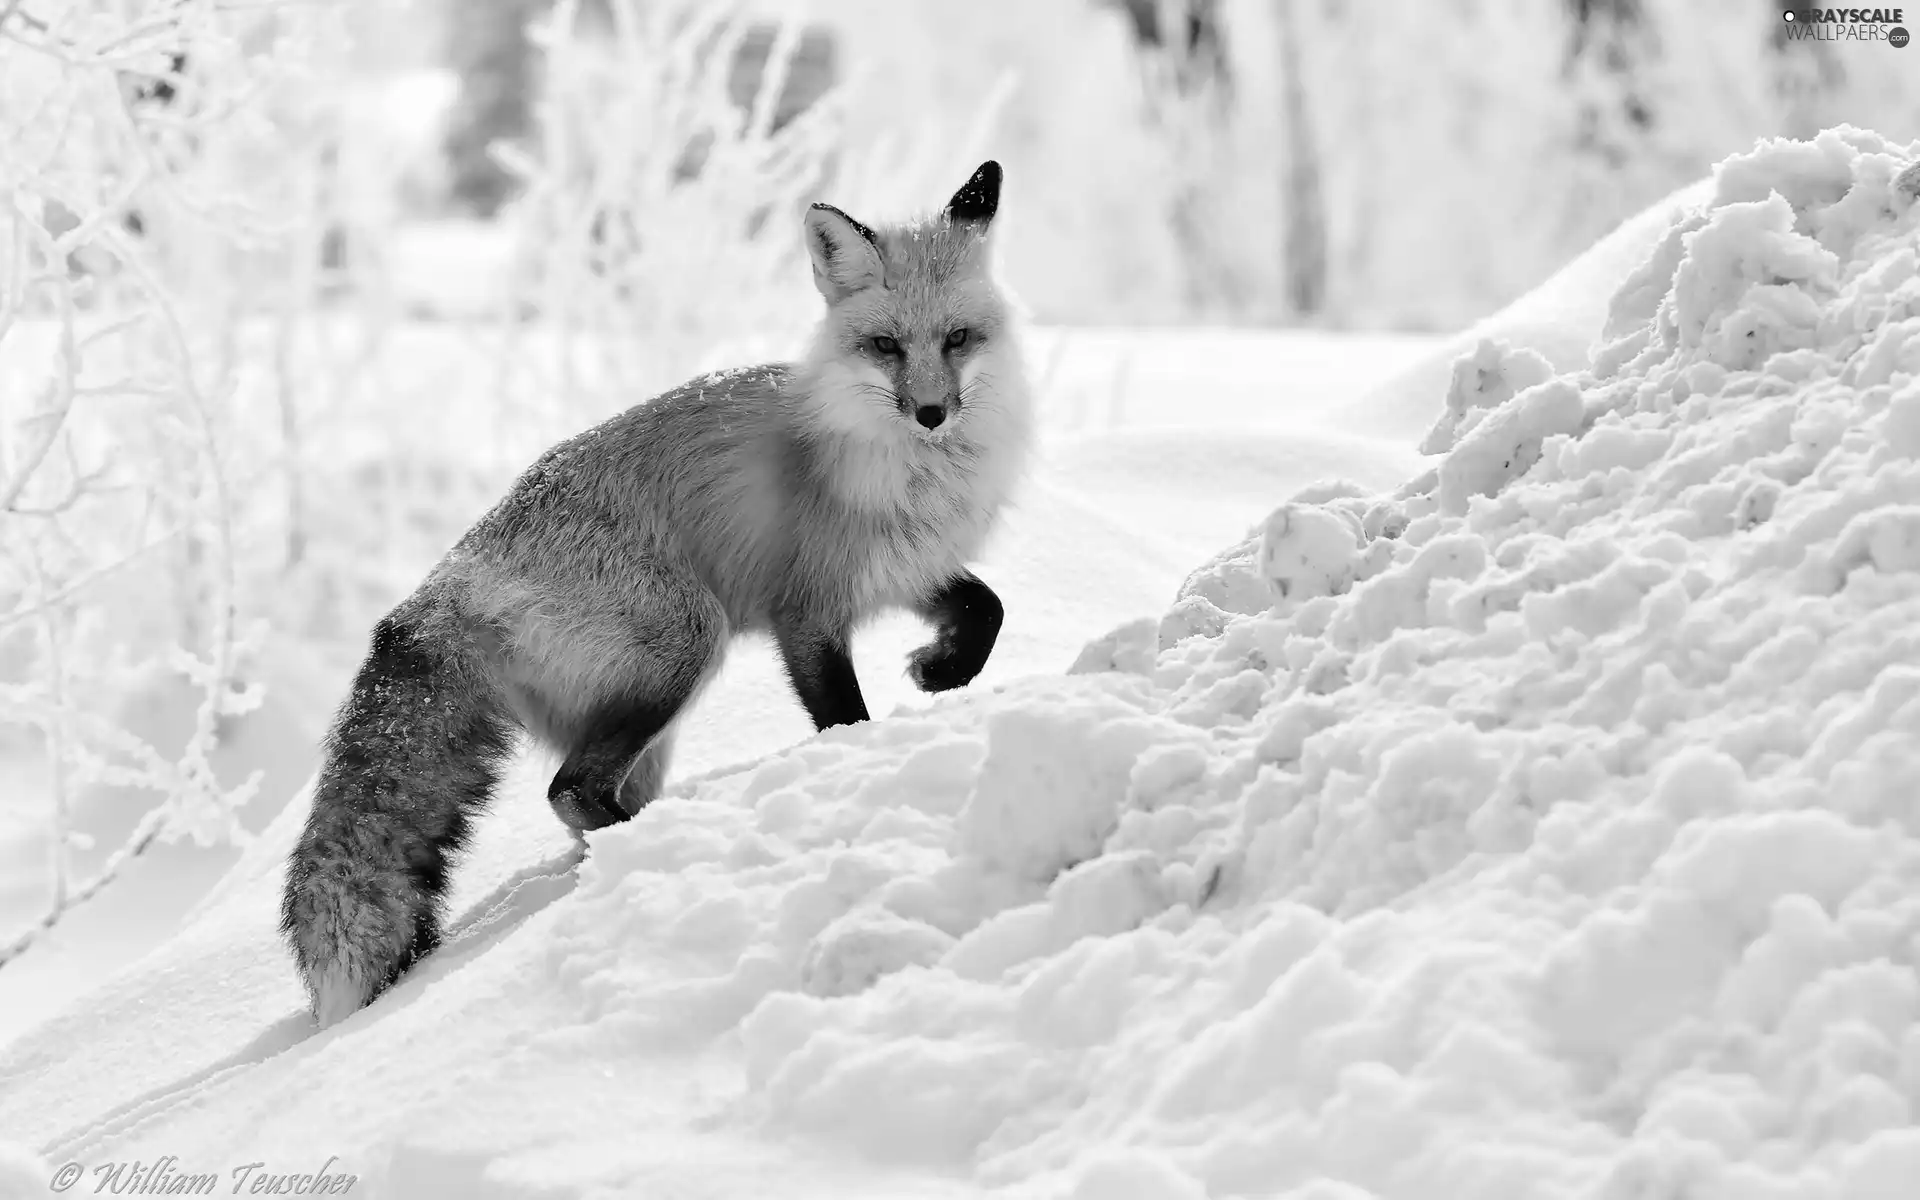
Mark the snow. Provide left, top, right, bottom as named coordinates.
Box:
left=7, top=126, right=1920, bottom=1199
left=1335, top=175, right=1718, bottom=450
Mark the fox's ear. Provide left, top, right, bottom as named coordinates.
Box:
left=945, top=160, right=1002, bottom=227
left=804, top=203, right=884, bottom=302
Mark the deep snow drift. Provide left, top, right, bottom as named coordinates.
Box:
left=6, top=126, right=1920, bottom=1199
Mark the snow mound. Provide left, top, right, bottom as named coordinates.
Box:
left=1416, top=337, right=1559, bottom=456
left=722, top=126, right=1920, bottom=1195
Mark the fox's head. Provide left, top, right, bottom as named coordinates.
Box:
left=800, top=162, right=1025, bottom=443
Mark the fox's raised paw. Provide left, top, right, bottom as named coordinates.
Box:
left=907, top=642, right=983, bottom=693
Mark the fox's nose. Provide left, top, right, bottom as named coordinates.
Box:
left=915, top=404, right=946, bottom=429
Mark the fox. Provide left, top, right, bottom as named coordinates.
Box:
left=280, top=161, right=1033, bottom=1027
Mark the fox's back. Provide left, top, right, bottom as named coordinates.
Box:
left=433, top=361, right=1004, bottom=636
left=436, top=364, right=786, bottom=616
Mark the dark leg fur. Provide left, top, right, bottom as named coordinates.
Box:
left=617, top=732, right=673, bottom=817
left=773, top=610, right=871, bottom=731
left=907, top=572, right=1004, bottom=693
left=280, top=612, right=515, bottom=1026
left=543, top=600, right=721, bottom=833
left=546, top=697, right=681, bottom=832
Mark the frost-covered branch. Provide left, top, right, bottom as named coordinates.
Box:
left=0, top=0, right=340, bottom=966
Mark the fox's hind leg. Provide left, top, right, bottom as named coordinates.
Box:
left=547, top=698, right=682, bottom=832
left=616, top=728, right=675, bottom=816
left=536, top=592, right=724, bottom=833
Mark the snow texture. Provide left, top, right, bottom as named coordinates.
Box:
left=7, top=127, right=1920, bottom=1199
left=0, top=1144, right=50, bottom=1200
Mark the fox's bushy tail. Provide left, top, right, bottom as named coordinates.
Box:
left=280, top=608, right=514, bottom=1026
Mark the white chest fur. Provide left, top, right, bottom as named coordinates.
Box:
left=802, top=358, right=1032, bottom=611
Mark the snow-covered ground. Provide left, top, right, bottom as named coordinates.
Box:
left=6, top=127, right=1920, bottom=1199
left=0, top=322, right=1436, bottom=1051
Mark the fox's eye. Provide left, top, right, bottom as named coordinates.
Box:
left=870, top=335, right=902, bottom=357
left=944, top=328, right=971, bottom=351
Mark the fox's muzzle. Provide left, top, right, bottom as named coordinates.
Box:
left=895, top=349, right=960, bottom=425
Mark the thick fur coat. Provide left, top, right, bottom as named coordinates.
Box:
left=281, top=162, right=1034, bottom=1026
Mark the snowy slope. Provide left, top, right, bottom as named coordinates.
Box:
left=0, top=326, right=1434, bottom=1050
left=0, top=408, right=1424, bottom=1197
left=0, top=353, right=1429, bottom=1197
left=11, top=126, right=1920, bottom=1200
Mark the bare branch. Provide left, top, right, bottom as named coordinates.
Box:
left=0, top=224, right=79, bottom=514
left=0, top=535, right=175, bottom=633
left=0, top=805, right=168, bottom=970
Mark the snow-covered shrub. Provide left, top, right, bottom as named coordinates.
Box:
left=472, top=0, right=835, bottom=414
left=0, top=0, right=370, bottom=963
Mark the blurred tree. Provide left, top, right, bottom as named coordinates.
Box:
left=1556, top=0, right=1688, bottom=280
left=444, top=0, right=547, bottom=217
left=674, top=19, right=839, bottom=182
left=1097, top=0, right=1267, bottom=318
left=1103, top=0, right=1231, bottom=98
left=1766, top=1, right=1846, bottom=138
left=443, top=0, right=838, bottom=219
left=1562, top=0, right=1656, bottom=171
left=1273, top=0, right=1324, bottom=319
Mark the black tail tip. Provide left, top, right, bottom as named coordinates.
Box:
left=946, top=161, right=1002, bottom=225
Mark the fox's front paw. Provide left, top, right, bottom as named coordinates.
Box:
left=907, top=642, right=983, bottom=693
